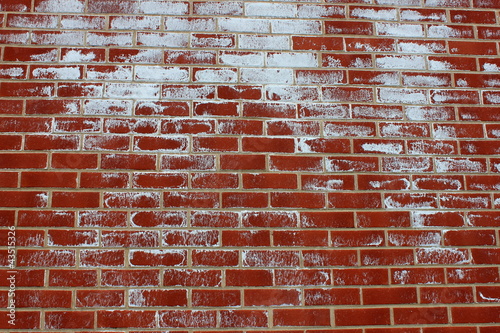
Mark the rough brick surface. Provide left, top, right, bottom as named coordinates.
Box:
left=1, top=0, right=500, bottom=331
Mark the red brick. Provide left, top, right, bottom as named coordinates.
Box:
left=164, top=269, right=221, bottom=287
left=97, top=310, right=156, bottom=328
left=192, top=290, right=240, bottom=307
left=48, top=229, right=98, bottom=247
left=159, top=310, right=217, bottom=328
left=80, top=249, right=125, bottom=267
left=274, top=309, right=330, bottom=327
left=331, top=230, right=385, bottom=247
left=101, top=269, right=160, bottom=287
left=192, top=250, right=238, bottom=267
left=272, top=192, right=325, bottom=209
left=226, top=269, right=273, bottom=287
left=274, top=230, right=328, bottom=247
left=394, top=307, right=448, bottom=325
left=335, top=308, right=390, bottom=326
left=49, top=269, right=98, bottom=287
left=448, top=267, right=499, bottom=284
left=76, top=290, right=125, bottom=307
left=242, top=211, right=298, bottom=228
left=51, top=153, right=98, bottom=169
left=391, top=267, right=445, bottom=285
left=17, top=249, right=75, bottom=267
left=303, top=250, right=357, bottom=267
left=452, top=306, right=500, bottom=324
left=361, top=249, right=414, bottom=266
left=363, top=287, right=417, bottom=305
left=222, top=230, right=270, bottom=247
left=129, top=289, right=187, bottom=307
left=45, top=311, right=94, bottom=329
left=243, top=173, right=297, bottom=189
left=275, top=269, right=331, bottom=286
left=132, top=172, right=187, bottom=189
left=21, top=171, right=77, bottom=188
left=242, top=102, right=296, bottom=118
left=164, top=230, right=218, bottom=247
left=102, top=230, right=159, bottom=247
left=245, top=289, right=300, bottom=306
left=129, top=249, right=185, bottom=267
left=0, top=191, right=48, bottom=208
left=304, top=288, right=360, bottom=306
left=79, top=211, right=127, bottom=228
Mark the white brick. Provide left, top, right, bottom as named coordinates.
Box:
left=272, top=20, right=322, bottom=34
left=32, top=66, right=81, bottom=80
left=376, top=55, right=425, bottom=70
left=267, top=52, right=317, bottom=68
left=111, top=16, right=161, bottom=30
left=298, top=5, right=345, bottom=18
left=219, top=52, right=265, bottom=67
left=105, top=83, right=160, bottom=99
left=239, top=35, right=290, bottom=50
left=164, top=17, right=216, bottom=31
left=352, top=8, right=397, bottom=21
left=87, top=32, right=133, bottom=46
left=377, top=23, right=424, bottom=37
left=245, top=3, right=297, bottom=18
left=135, top=66, right=189, bottom=82
left=32, top=31, right=84, bottom=45
left=194, top=69, right=238, bottom=83
left=87, top=66, right=132, bottom=81
left=376, top=0, right=420, bottom=4
left=60, top=16, right=106, bottom=29
left=137, top=32, right=189, bottom=48
left=240, top=68, right=294, bottom=84
left=35, top=0, right=84, bottom=13
left=84, top=100, right=132, bottom=115
left=397, top=41, right=446, bottom=54
left=378, top=88, right=427, bottom=104
left=113, top=49, right=163, bottom=63
left=400, top=9, right=446, bottom=22
left=218, top=18, right=270, bottom=33
left=194, top=1, right=243, bottom=16
left=139, top=1, right=189, bottom=15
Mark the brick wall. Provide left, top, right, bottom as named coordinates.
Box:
left=1, top=0, right=500, bottom=331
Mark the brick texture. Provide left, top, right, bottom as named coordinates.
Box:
left=1, top=0, right=500, bottom=331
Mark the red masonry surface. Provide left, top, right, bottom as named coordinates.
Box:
left=0, top=0, right=500, bottom=331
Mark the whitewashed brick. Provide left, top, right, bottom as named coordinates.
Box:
left=218, top=18, right=270, bottom=33
left=194, top=69, right=238, bottom=83
left=139, top=1, right=189, bottom=15
left=397, top=41, right=446, bottom=54
left=105, top=83, right=160, bottom=99
left=135, top=66, right=189, bottom=82
left=87, top=32, right=133, bottom=46
left=239, top=35, right=290, bottom=50
left=352, top=8, right=397, bottom=21
left=378, top=88, right=427, bottom=104
left=240, top=68, right=294, bottom=84
left=84, top=100, right=133, bottom=115
left=35, top=0, right=85, bottom=12
left=219, top=52, right=265, bottom=67
left=111, top=16, right=161, bottom=30
left=245, top=3, right=297, bottom=18
left=267, top=52, right=317, bottom=68
left=376, top=55, right=425, bottom=70
left=87, top=66, right=133, bottom=81
left=194, top=1, right=243, bottom=16
left=272, top=20, right=322, bottom=34
left=165, top=17, right=216, bottom=31
left=377, top=23, right=424, bottom=37
left=298, top=5, right=345, bottom=18
left=137, top=32, right=189, bottom=48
